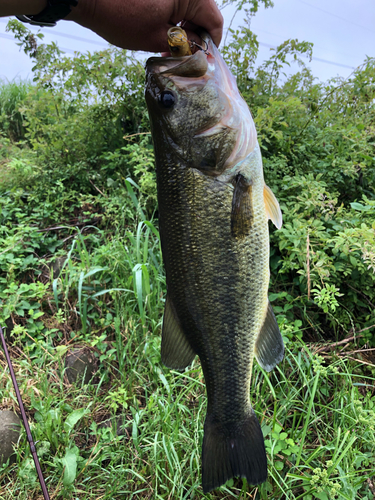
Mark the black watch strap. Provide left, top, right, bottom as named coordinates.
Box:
left=16, top=0, right=78, bottom=28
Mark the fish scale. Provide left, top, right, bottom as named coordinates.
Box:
left=145, top=30, right=284, bottom=493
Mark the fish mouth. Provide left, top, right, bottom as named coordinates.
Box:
left=147, top=50, right=208, bottom=78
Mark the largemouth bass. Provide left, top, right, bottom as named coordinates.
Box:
left=145, top=31, right=284, bottom=493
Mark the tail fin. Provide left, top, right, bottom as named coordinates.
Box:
left=202, top=412, right=267, bottom=494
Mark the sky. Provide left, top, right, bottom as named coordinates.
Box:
left=0, top=0, right=374, bottom=84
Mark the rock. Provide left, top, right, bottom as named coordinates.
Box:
left=3, top=317, right=15, bottom=342
left=65, top=348, right=97, bottom=384
left=38, top=255, right=68, bottom=281
left=0, top=411, right=22, bottom=465
left=52, top=256, right=67, bottom=279
left=98, top=415, right=129, bottom=437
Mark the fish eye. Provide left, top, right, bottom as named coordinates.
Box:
left=159, top=90, right=176, bottom=108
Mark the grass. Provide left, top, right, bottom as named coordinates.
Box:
left=0, top=79, right=32, bottom=141
left=1, top=318, right=375, bottom=499
left=0, top=202, right=375, bottom=499
left=0, top=106, right=374, bottom=498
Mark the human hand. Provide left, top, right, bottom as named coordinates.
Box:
left=69, top=0, right=223, bottom=52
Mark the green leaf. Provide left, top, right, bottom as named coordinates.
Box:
left=61, top=446, right=79, bottom=486
left=274, top=460, right=284, bottom=470
left=269, top=292, right=287, bottom=302
left=350, top=202, right=370, bottom=211
left=262, top=424, right=272, bottom=438
left=56, top=345, right=68, bottom=357
left=92, top=288, right=132, bottom=298
left=314, top=492, right=329, bottom=500
left=125, top=178, right=145, bottom=219
left=273, top=423, right=283, bottom=433
left=349, top=256, right=357, bottom=266
left=64, top=408, right=89, bottom=433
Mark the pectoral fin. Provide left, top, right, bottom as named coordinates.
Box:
left=231, top=173, right=254, bottom=238
left=264, top=185, right=282, bottom=229
left=255, top=301, right=284, bottom=372
left=161, top=295, right=196, bottom=369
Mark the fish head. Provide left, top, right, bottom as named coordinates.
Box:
left=145, top=32, right=257, bottom=178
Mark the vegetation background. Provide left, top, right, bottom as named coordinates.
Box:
left=0, top=0, right=374, bottom=498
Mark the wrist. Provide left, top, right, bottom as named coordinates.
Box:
left=16, top=0, right=79, bottom=27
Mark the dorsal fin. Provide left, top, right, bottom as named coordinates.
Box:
left=161, top=295, right=196, bottom=370
left=264, top=185, right=282, bottom=229
left=255, top=301, right=284, bottom=372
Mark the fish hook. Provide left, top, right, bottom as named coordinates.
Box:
left=189, top=39, right=211, bottom=56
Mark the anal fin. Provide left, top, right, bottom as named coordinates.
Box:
left=255, top=301, right=284, bottom=372
left=231, top=173, right=253, bottom=238
left=161, top=295, right=196, bottom=370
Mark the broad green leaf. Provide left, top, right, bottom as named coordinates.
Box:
left=274, top=461, right=284, bottom=471
left=64, top=408, right=89, bottom=433
left=61, top=446, right=79, bottom=486
left=55, top=345, right=68, bottom=357
left=350, top=202, right=371, bottom=211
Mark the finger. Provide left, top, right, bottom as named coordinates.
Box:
left=146, top=25, right=175, bottom=53
left=190, top=0, right=223, bottom=47
left=180, top=20, right=202, bottom=44
left=173, top=0, right=223, bottom=47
